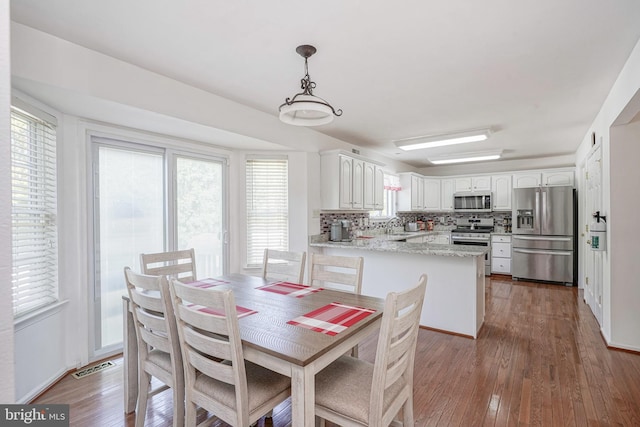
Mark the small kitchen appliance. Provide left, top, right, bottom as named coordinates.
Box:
left=340, top=220, right=352, bottom=241
left=330, top=221, right=343, bottom=242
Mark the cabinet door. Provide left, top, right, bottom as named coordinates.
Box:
left=491, top=174, right=512, bottom=210
left=374, top=166, right=385, bottom=210
left=363, top=162, right=376, bottom=210
left=472, top=176, right=491, bottom=191
left=423, top=178, right=441, bottom=210
left=352, top=158, right=364, bottom=209
left=411, top=174, right=424, bottom=210
left=338, top=156, right=353, bottom=209
left=542, top=170, right=574, bottom=187
left=513, top=173, right=541, bottom=188
left=441, top=179, right=455, bottom=210
left=455, top=177, right=472, bottom=192
left=492, top=242, right=511, bottom=258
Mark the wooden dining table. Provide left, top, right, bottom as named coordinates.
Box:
left=122, top=273, right=385, bottom=427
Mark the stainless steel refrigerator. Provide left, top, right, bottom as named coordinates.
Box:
left=512, top=186, right=576, bottom=285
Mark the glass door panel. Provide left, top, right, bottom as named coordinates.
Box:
left=93, top=144, right=164, bottom=351
left=175, top=156, right=225, bottom=278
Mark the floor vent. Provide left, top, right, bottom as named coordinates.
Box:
left=72, top=360, right=116, bottom=379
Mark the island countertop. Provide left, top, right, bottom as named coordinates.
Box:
left=309, top=237, right=489, bottom=257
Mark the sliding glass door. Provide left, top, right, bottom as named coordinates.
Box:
left=90, top=138, right=227, bottom=356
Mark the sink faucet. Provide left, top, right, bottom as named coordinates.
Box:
left=384, top=216, right=401, bottom=234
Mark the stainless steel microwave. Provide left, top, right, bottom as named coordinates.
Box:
left=453, top=191, right=492, bottom=212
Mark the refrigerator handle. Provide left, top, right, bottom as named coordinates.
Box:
left=535, top=188, right=541, bottom=234
left=513, top=248, right=572, bottom=256
left=512, top=235, right=572, bottom=242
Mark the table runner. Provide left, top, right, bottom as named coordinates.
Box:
left=287, top=302, right=376, bottom=336
left=256, top=281, right=323, bottom=298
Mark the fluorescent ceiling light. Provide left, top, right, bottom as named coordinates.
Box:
left=428, top=150, right=503, bottom=165
left=394, top=128, right=492, bottom=151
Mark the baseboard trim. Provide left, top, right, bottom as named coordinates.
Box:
left=419, top=325, right=475, bottom=340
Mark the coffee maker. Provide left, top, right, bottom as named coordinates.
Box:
left=330, top=219, right=352, bottom=241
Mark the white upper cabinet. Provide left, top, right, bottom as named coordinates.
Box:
left=542, top=170, right=574, bottom=187
left=455, top=176, right=491, bottom=192
left=472, top=176, right=491, bottom=191
left=454, top=177, right=472, bottom=192
left=491, top=174, right=512, bottom=211
left=321, top=151, right=384, bottom=210
left=352, top=158, right=364, bottom=209
left=423, top=178, right=441, bottom=210
left=513, top=169, right=575, bottom=188
left=363, top=162, right=385, bottom=210
left=441, top=179, right=455, bottom=211
left=512, top=172, right=542, bottom=188
left=398, top=173, right=424, bottom=211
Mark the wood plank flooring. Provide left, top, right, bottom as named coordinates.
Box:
left=34, top=276, right=640, bottom=426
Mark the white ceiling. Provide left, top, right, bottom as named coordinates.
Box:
left=10, top=0, right=640, bottom=169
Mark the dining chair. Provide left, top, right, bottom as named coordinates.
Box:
left=124, top=267, right=185, bottom=427
left=310, top=253, right=364, bottom=357
left=169, top=278, right=291, bottom=426
left=315, top=274, right=428, bottom=427
left=262, top=248, right=306, bottom=284
left=309, top=253, right=364, bottom=294
left=140, top=248, right=197, bottom=283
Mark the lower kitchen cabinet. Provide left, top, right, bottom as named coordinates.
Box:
left=491, top=234, right=512, bottom=275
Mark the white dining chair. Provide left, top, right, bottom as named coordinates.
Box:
left=140, top=248, right=197, bottom=283
left=309, top=253, right=364, bottom=294
left=310, top=253, right=364, bottom=357
left=169, top=278, right=291, bottom=426
left=315, top=274, right=428, bottom=427
left=262, top=248, right=306, bottom=284
left=124, top=267, right=185, bottom=427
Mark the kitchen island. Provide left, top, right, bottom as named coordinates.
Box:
left=310, top=235, right=488, bottom=338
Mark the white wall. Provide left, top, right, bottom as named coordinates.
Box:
left=575, top=36, right=640, bottom=350
left=0, top=0, right=16, bottom=403
left=609, top=120, right=640, bottom=348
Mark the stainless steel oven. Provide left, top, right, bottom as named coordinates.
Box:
left=451, top=218, right=494, bottom=276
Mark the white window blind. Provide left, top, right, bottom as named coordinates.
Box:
left=10, top=107, right=59, bottom=317
left=246, top=158, right=288, bottom=267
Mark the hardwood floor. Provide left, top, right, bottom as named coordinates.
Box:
left=34, top=276, right=640, bottom=426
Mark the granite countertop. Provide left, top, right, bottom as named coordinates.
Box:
left=309, top=234, right=489, bottom=258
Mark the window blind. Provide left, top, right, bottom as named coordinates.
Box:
left=246, top=158, right=288, bottom=267
left=11, top=107, right=59, bottom=317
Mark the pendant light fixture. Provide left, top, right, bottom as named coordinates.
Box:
left=279, top=45, right=342, bottom=126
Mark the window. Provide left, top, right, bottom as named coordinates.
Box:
left=370, top=173, right=400, bottom=218
left=246, top=157, right=288, bottom=267
left=10, top=106, right=58, bottom=317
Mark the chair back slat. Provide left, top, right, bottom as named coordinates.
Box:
left=310, top=254, right=363, bottom=294
left=262, top=249, right=306, bottom=283
left=141, top=249, right=197, bottom=283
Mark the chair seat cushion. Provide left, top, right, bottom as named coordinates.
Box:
left=146, top=349, right=172, bottom=372
left=194, top=361, right=290, bottom=412
left=315, top=355, right=407, bottom=424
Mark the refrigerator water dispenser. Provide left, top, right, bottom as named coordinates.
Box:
left=516, top=209, right=534, bottom=229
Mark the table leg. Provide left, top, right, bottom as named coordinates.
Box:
left=291, top=365, right=315, bottom=427
left=123, top=298, right=138, bottom=414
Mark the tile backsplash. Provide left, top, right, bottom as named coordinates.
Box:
left=319, top=210, right=513, bottom=235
